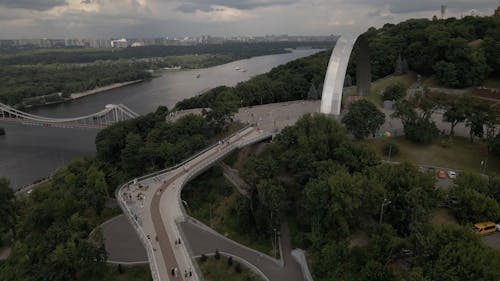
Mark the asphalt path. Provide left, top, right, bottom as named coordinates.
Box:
left=101, top=215, right=148, bottom=263
left=181, top=220, right=304, bottom=281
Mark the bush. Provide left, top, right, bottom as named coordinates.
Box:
left=383, top=143, right=399, bottom=157
left=403, top=120, right=439, bottom=144
left=383, top=83, right=407, bottom=101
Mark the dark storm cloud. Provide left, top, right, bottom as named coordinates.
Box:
left=0, top=0, right=67, bottom=11
left=176, top=0, right=298, bottom=13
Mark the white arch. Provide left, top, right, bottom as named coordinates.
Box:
left=320, top=34, right=360, bottom=115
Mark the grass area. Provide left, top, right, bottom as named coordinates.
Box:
left=198, top=255, right=262, bottom=281
left=366, top=73, right=417, bottom=106
left=361, top=136, right=500, bottom=173
left=484, top=78, right=500, bottom=89
left=91, top=264, right=151, bottom=281
left=182, top=167, right=275, bottom=257
left=422, top=75, right=440, bottom=88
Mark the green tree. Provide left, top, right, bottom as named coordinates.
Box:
left=206, top=89, right=239, bottom=131
left=465, top=101, right=490, bottom=143
left=121, top=133, right=146, bottom=177
left=442, top=96, right=468, bottom=136
left=392, top=94, right=439, bottom=144
left=0, top=178, right=15, bottom=246
left=383, top=83, right=407, bottom=101
left=342, top=100, right=385, bottom=139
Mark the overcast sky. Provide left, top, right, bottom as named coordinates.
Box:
left=0, top=0, right=498, bottom=39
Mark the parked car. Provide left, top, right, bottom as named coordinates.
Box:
left=496, top=224, right=500, bottom=232
left=447, top=170, right=457, bottom=179
left=437, top=170, right=447, bottom=179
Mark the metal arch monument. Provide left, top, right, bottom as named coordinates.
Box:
left=320, top=34, right=371, bottom=115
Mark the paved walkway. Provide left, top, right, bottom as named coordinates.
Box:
left=180, top=219, right=304, bottom=281
left=117, top=126, right=272, bottom=281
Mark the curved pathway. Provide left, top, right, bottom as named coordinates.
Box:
left=181, top=219, right=304, bottom=281
left=117, top=126, right=274, bottom=281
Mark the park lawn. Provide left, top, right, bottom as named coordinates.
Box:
left=182, top=167, right=275, bottom=257
left=361, top=136, right=500, bottom=173
left=91, top=264, right=151, bottom=281
left=366, top=73, right=417, bottom=106
left=198, top=256, right=263, bottom=281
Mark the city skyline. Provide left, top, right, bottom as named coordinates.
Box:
left=0, top=0, right=498, bottom=39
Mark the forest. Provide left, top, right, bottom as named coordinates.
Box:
left=360, top=15, right=500, bottom=87
left=0, top=61, right=152, bottom=106
left=0, top=41, right=335, bottom=65
left=177, top=15, right=500, bottom=113
left=235, top=114, right=500, bottom=281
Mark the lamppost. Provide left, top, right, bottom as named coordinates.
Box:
left=379, top=198, right=391, bottom=224
left=481, top=159, right=488, bottom=174
left=273, top=228, right=277, bottom=258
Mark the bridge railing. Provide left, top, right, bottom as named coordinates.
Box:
left=172, top=129, right=273, bottom=281
left=115, top=187, right=161, bottom=281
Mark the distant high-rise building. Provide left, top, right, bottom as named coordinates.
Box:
left=441, top=5, right=447, bottom=19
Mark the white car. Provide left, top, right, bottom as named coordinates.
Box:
left=496, top=224, right=500, bottom=232
left=447, top=171, right=457, bottom=179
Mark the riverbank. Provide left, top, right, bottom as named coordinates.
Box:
left=70, top=80, right=145, bottom=100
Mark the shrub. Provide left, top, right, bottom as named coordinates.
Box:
left=383, top=83, right=407, bottom=101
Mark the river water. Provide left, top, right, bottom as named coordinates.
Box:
left=0, top=49, right=320, bottom=189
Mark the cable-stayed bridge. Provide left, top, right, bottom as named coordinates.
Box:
left=0, top=103, right=139, bottom=129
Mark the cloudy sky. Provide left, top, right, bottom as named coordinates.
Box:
left=0, top=0, right=498, bottom=39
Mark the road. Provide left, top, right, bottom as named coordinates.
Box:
left=181, top=219, right=304, bottom=281
left=118, top=127, right=272, bottom=281
left=100, top=215, right=148, bottom=264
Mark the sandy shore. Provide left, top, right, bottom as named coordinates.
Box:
left=70, top=80, right=143, bottom=100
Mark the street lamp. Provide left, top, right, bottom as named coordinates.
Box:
left=481, top=159, right=488, bottom=174
left=379, top=198, right=391, bottom=224
left=273, top=228, right=277, bottom=258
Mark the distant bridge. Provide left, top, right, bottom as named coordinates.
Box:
left=0, top=103, right=139, bottom=129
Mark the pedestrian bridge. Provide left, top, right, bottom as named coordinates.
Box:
left=0, top=102, right=139, bottom=129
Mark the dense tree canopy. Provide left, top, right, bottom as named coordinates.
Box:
left=342, top=99, right=385, bottom=139
left=0, top=178, right=15, bottom=248
left=0, top=160, right=110, bottom=281
left=364, top=16, right=499, bottom=87
left=238, top=114, right=500, bottom=281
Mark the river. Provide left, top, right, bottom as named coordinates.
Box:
left=0, top=49, right=321, bottom=189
